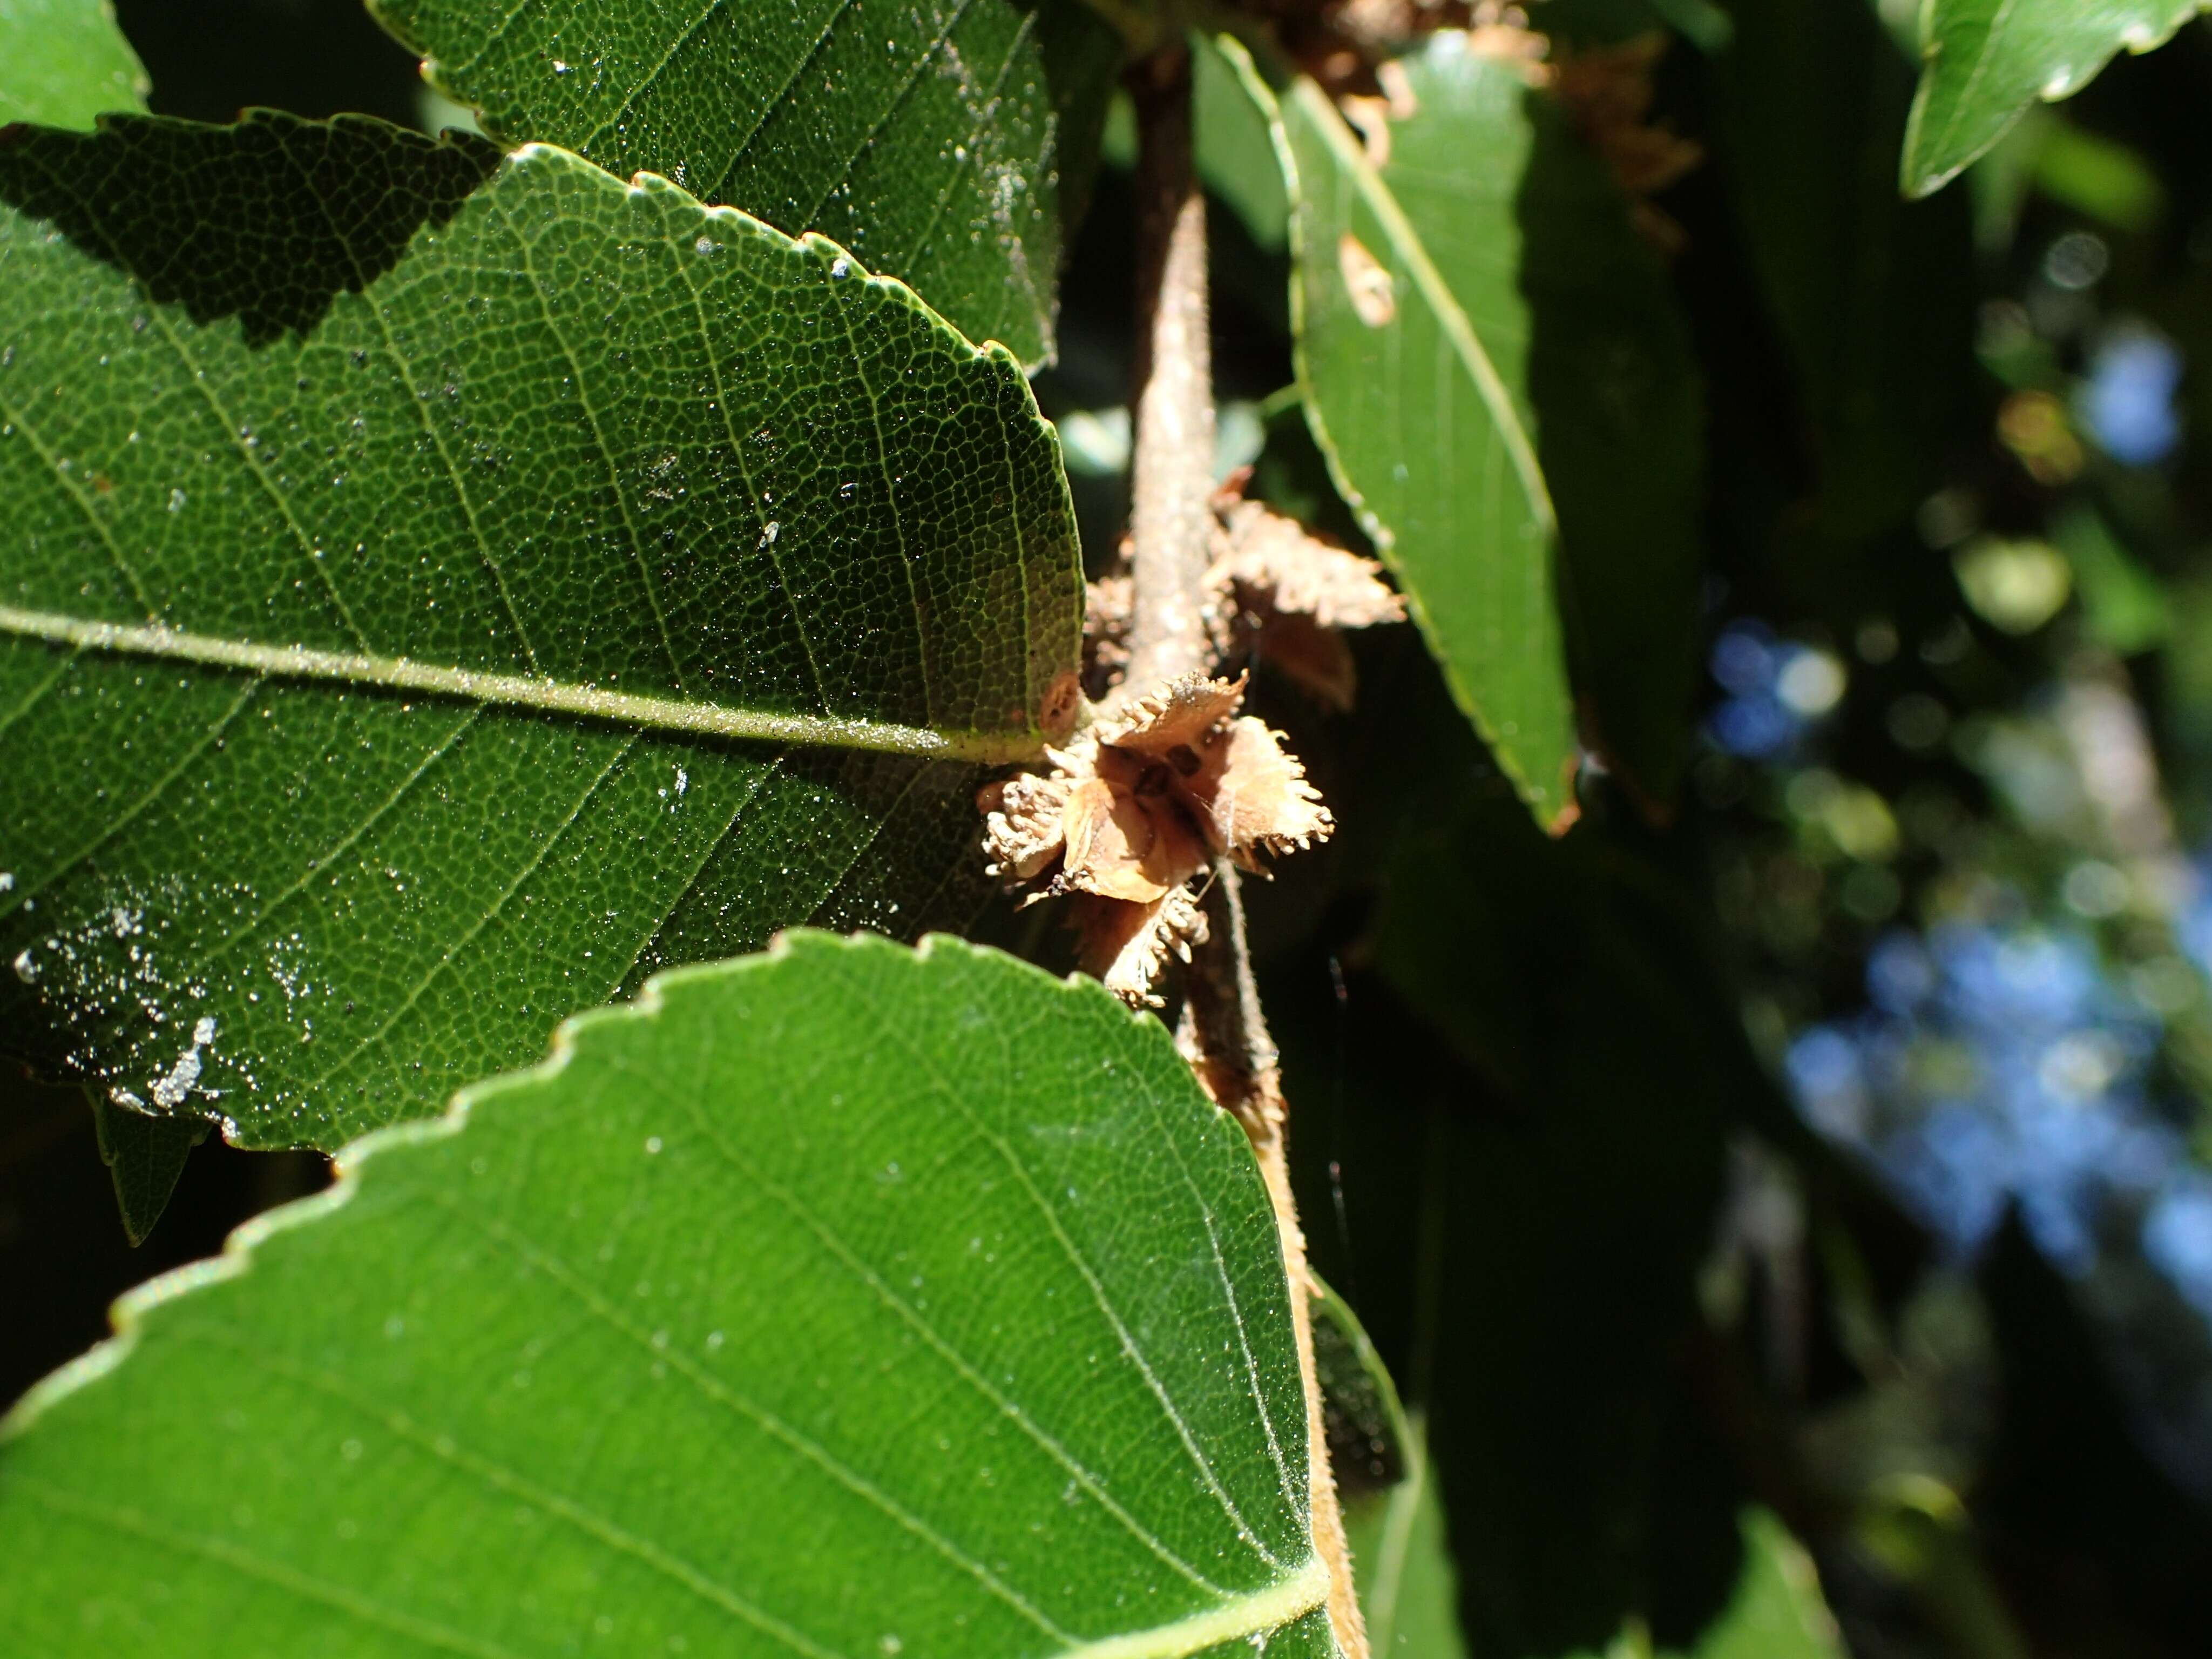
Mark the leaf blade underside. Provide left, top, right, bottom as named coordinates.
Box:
left=0, top=934, right=1336, bottom=1659
left=1374, top=35, right=1706, bottom=812
left=0, top=115, right=1081, bottom=1151
left=368, top=0, right=1126, bottom=367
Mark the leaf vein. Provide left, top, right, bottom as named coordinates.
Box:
left=420, top=1188, right=1083, bottom=1645
left=304, top=732, right=640, bottom=1094
left=817, top=950, right=1296, bottom=1576
left=658, top=1062, right=1235, bottom=1600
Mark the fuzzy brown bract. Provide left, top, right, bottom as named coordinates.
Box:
left=979, top=673, right=1335, bottom=1003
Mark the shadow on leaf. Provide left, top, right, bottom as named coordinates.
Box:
left=0, top=110, right=499, bottom=345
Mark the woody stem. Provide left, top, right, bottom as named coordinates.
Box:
left=1119, top=40, right=1369, bottom=1657
left=1115, top=39, right=1217, bottom=711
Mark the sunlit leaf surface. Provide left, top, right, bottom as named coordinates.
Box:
left=0, top=116, right=1081, bottom=1150
left=0, top=934, right=1337, bottom=1658
left=0, top=0, right=147, bottom=128
left=1903, top=0, right=2207, bottom=196
left=1228, top=39, right=1579, bottom=827
left=370, top=0, right=1125, bottom=366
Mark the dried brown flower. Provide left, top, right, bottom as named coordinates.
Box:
left=1207, top=490, right=1405, bottom=710
left=978, top=673, right=1335, bottom=1003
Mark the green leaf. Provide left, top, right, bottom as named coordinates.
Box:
left=1343, top=1422, right=1469, bottom=1659
left=0, top=114, right=1081, bottom=1152
left=1714, top=0, right=1975, bottom=543
left=0, top=0, right=148, bottom=128
left=1902, top=0, right=2207, bottom=197
left=1395, top=35, right=1706, bottom=808
left=0, top=932, right=1338, bottom=1657
left=1309, top=1278, right=1408, bottom=1502
left=1358, top=788, right=1740, bottom=1654
left=1227, top=39, right=1578, bottom=829
left=367, top=0, right=1126, bottom=368
left=2055, top=505, right=2169, bottom=655
left=1194, top=35, right=1287, bottom=253
left=1682, top=1512, right=1846, bottom=1659
left=91, top=1088, right=206, bottom=1245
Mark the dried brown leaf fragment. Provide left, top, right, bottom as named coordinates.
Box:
left=1073, top=886, right=1208, bottom=1006
left=1186, top=716, right=1335, bottom=864
left=1212, top=497, right=1406, bottom=631
left=1083, top=569, right=1134, bottom=693
left=977, top=770, right=1073, bottom=883
left=1207, top=489, right=1405, bottom=710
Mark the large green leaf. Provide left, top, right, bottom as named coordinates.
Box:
left=368, top=0, right=1125, bottom=368
left=0, top=932, right=1340, bottom=1656
left=1902, top=1, right=2206, bottom=197
left=1348, top=1451, right=1849, bottom=1659
left=1266, top=709, right=1742, bottom=1650
left=1685, top=1512, right=1847, bottom=1659
left=1228, top=39, right=1578, bottom=829
left=0, top=114, right=1081, bottom=1153
left=0, top=0, right=147, bottom=127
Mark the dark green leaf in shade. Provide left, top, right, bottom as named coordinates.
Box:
left=1713, top=0, right=1976, bottom=544
left=0, top=933, right=1338, bottom=1657
left=91, top=1089, right=206, bottom=1245
left=0, top=113, right=503, bottom=343
left=1309, top=1277, right=1406, bottom=1503
left=1970, top=1215, right=2212, bottom=1655
left=1390, top=36, right=1707, bottom=810
left=367, top=0, right=1126, bottom=368
left=2055, top=505, right=2170, bottom=655
left=1342, top=1422, right=1470, bottom=1659
left=1902, top=1, right=2207, bottom=198
left=0, top=114, right=1082, bottom=1152
left=1684, top=1512, right=1849, bottom=1659
left=1194, top=34, right=1287, bottom=253
left=0, top=0, right=148, bottom=129
left=1225, top=37, right=1579, bottom=830
left=1347, top=1450, right=1844, bottom=1659
left=1262, top=727, right=1744, bottom=1651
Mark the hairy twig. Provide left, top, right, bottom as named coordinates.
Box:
left=1116, top=44, right=1368, bottom=1654
left=1115, top=42, right=1219, bottom=711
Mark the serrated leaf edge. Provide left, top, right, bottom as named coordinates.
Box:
left=1, top=930, right=1331, bottom=1657
left=0, top=137, right=1083, bottom=756
left=367, top=2, right=1072, bottom=371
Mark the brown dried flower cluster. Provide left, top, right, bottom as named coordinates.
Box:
left=1207, top=492, right=1406, bottom=709
left=1549, top=32, right=1703, bottom=250
left=979, top=675, right=1333, bottom=1004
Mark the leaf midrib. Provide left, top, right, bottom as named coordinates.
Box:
left=0, top=604, right=1043, bottom=764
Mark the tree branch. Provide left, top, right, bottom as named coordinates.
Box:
left=1116, top=41, right=1219, bottom=710
left=1117, top=43, right=1368, bottom=1654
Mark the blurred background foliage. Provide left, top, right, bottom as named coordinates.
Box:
left=8, top=1, right=2212, bottom=1655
